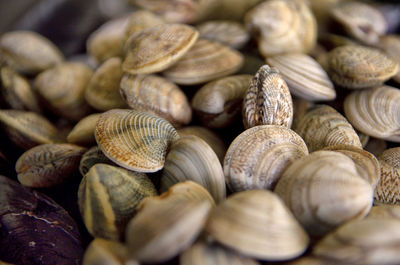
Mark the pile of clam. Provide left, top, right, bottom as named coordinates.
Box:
left=2, top=0, right=400, bottom=264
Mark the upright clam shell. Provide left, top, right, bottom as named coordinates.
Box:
left=79, top=146, right=115, bottom=176
left=224, top=125, right=308, bottom=192
left=375, top=147, right=400, bottom=205
left=95, top=109, right=180, bottom=172
left=67, top=113, right=102, bottom=147
left=162, top=39, right=244, bottom=85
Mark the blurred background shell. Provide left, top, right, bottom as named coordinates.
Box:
left=67, top=113, right=101, bottom=147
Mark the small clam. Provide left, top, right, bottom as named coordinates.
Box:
left=95, top=109, right=179, bottom=172
left=294, top=105, right=362, bottom=152
left=242, top=65, right=293, bottom=129
left=79, top=146, right=115, bottom=176
left=163, top=39, right=244, bottom=85
left=376, top=35, right=400, bottom=83
left=83, top=238, right=128, bottom=265
left=67, top=113, right=102, bottom=147
left=123, top=10, right=164, bottom=43
left=375, top=147, right=400, bottom=205
left=205, top=190, right=309, bottom=261
left=191, top=74, right=252, bottom=128
left=78, top=163, right=157, bottom=240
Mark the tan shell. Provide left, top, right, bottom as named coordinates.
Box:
left=83, top=238, right=128, bottom=265
left=242, top=65, right=293, bottom=129
left=367, top=204, right=400, bottom=221
left=344, top=85, right=400, bottom=140
left=85, top=57, right=127, bottom=111
left=160, top=135, right=226, bottom=203
left=375, top=147, right=400, bottom=205
left=266, top=53, right=336, bottom=101
left=0, top=31, right=64, bottom=74
left=16, top=143, right=86, bottom=188
left=274, top=150, right=373, bottom=235
left=79, top=146, right=115, bottom=176
left=244, top=0, right=317, bottom=57
left=192, top=75, right=252, bottom=128
left=224, top=125, right=308, bottom=192
left=120, top=73, right=192, bottom=125
left=78, top=163, right=157, bottom=240
left=377, top=35, right=400, bottom=83
left=294, top=105, right=362, bottom=152
left=197, top=20, right=250, bottom=49
left=124, top=10, right=164, bottom=43
left=34, top=62, right=94, bottom=122
left=162, top=181, right=216, bottom=206
left=95, top=109, right=179, bottom=172
left=67, top=113, right=101, bottom=146
left=123, top=23, right=199, bottom=75
left=205, top=190, right=309, bottom=261
left=292, top=97, right=313, bottom=129
left=325, top=45, right=398, bottom=89
left=0, top=110, right=61, bottom=149
left=162, top=39, right=244, bottom=85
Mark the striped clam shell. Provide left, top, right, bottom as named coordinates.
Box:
left=95, top=109, right=179, bottom=172
left=375, top=147, right=400, bottom=205
left=67, top=113, right=102, bottom=147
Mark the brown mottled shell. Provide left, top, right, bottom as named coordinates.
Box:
left=326, top=45, right=398, bottom=89
left=16, top=144, right=86, bottom=188
left=377, top=35, right=400, bottom=83
left=162, top=39, right=244, bottom=85
left=124, top=10, right=164, bottom=43
left=78, top=163, right=157, bottom=240
left=0, top=110, right=61, bottom=149
left=83, top=238, right=128, bottom=265
left=205, top=190, right=309, bottom=261
left=294, top=105, right=362, bottom=152
left=123, top=23, right=199, bottom=75
left=34, top=62, right=94, bottom=122
left=242, top=65, right=293, bottom=129
left=266, top=53, right=336, bottom=101
left=224, top=125, right=308, bottom=192
left=79, top=146, right=115, bottom=176
left=274, top=150, right=373, bottom=235
left=120, top=73, right=192, bottom=125
left=95, top=109, right=179, bottom=172
left=375, top=147, right=400, bottom=205
left=192, top=75, right=252, bottom=128
left=67, top=114, right=101, bottom=147
left=0, top=31, right=64, bottom=74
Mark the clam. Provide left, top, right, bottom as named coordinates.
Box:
left=368, top=204, right=400, bottom=221
left=376, top=35, right=400, bottom=84
left=123, top=23, right=199, bottom=75
left=224, top=125, right=308, bottom=192
left=78, top=163, right=157, bottom=240
left=120, top=73, right=192, bottom=125
left=266, top=53, right=336, bottom=101
left=83, top=238, right=128, bottom=265
left=215, top=0, right=263, bottom=21
left=191, top=74, right=252, bottom=128
left=294, top=105, right=362, bottom=152
left=79, top=146, right=115, bottom=176
left=205, top=190, right=309, bottom=261
left=95, top=109, right=179, bottom=172
left=292, top=97, right=313, bottom=129
left=123, top=10, right=164, bottom=44
left=375, top=147, right=400, bottom=205
left=242, top=65, right=293, bottom=129
left=274, top=150, right=373, bottom=235
left=0, top=31, right=64, bottom=74
left=67, top=113, right=101, bottom=147
left=16, top=143, right=87, bottom=188
left=161, top=181, right=216, bottom=207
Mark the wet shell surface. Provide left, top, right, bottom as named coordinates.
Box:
left=162, top=39, right=244, bottom=85
left=95, top=109, right=180, bottom=172
left=242, top=65, right=293, bottom=129
left=83, top=238, right=128, bottom=265
left=274, top=150, right=373, bottom=235
left=205, top=190, right=309, bottom=261
left=78, top=163, right=157, bottom=240
left=123, top=23, right=199, bottom=75
left=224, top=125, right=308, bottom=192
left=79, top=146, right=115, bottom=176
left=266, top=53, right=335, bottom=101
left=120, top=73, right=192, bottom=125
left=375, top=147, right=400, bottom=205
left=67, top=113, right=101, bottom=147
left=294, top=105, right=362, bottom=152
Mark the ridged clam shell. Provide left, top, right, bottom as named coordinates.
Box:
left=224, top=125, right=308, bottom=192
left=123, top=23, right=199, bottom=75
left=161, top=135, right=226, bottom=203
left=162, top=39, right=244, bottom=85
left=67, top=113, right=101, bottom=147
left=294, top=105, right=362, bottom=152
left=95, top=109, right=179, bottom=172
left=375, top=147, right=400, bottom=205
left=83, top=238, right=128, bottom=265
left=16, top=143, right=86, bottom=188
left=78, top=163, right=157, bottom=240
left=124, top=10, right=164, bottom=43
left=377, top=35, right=400, bottom=83
left=242, top=65, right=293, bottom=129
left=79, top=146, right=115, bottom=177
left=205, top=190, right=309, bottom=261
left=274, top=150, right=373, bottom=235
left=120, top=73, right=192, bottom=125
left=266, top=53, right=336, bottom=101
left=192, top=75, right=252, bottom=128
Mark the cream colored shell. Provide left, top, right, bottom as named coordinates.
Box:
left=67, top=113, right=101, bottom=147
left=83, top=238, right=128, bottom=265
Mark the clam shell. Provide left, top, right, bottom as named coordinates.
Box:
left=274, top=150, right=373, bottom=235
left=224, top=125, right=308, bottom=192
left=95, top=109, right=179, bottom=172
left=124, top=10, right=164, bottom=43
left=78, top=163, right=157, bottom=240
left=162, top=39, right=244, bottom=85
left=67, top=113, right=102, bottom=147
left=292, top=97, right=313, bottom=129
left=375, top=147, right=400, bottom=205
left=83, top=238, right=128, bottom=265
left=120, top=73, right=192, bottom=125
left=123, top=23, right=199, bottom=75
left=242, top=65, right=293, bottom=129
left=266, top=53, right=336, bottom=101
left=79, top=146, right=115, bottom=177
left=205, top=190, right=309, bottom=261
left=215, top=0, right=263, bottom=21
left=192, top=74, right=252, bottom=128
left=377, top=35, right=400, bottom=83
left=367, top=204, right=400, bottom=221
